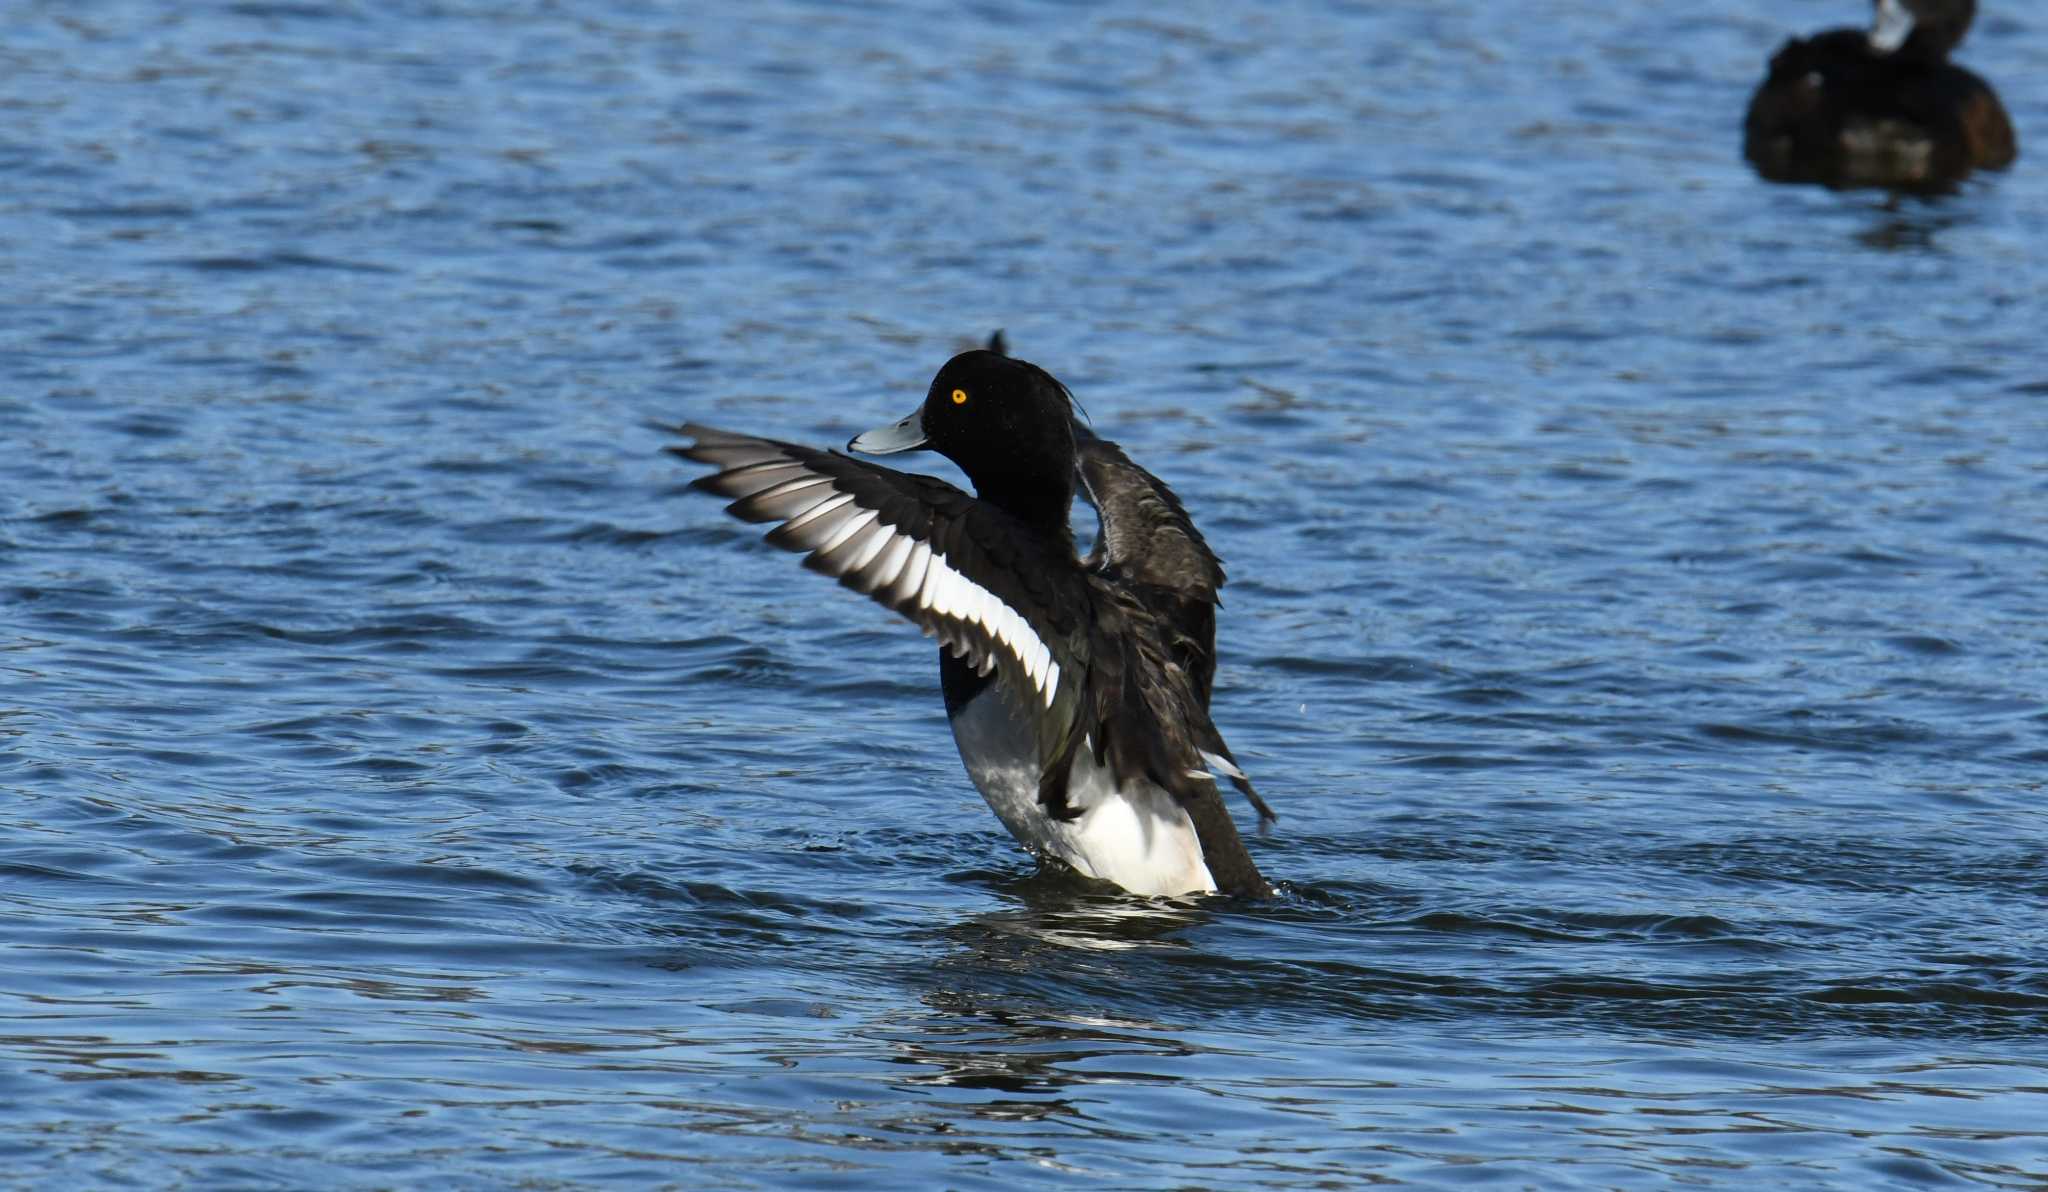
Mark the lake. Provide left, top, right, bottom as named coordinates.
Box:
left=4, top=1, right=2046, bottom=1187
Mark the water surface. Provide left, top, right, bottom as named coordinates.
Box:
left=4, top=1, right=2047, bottom=1187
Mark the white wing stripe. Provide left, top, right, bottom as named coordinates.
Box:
left=781, top=491, right=856, bottom=536
left=736, top=475, right=838, bottom=519
left=842, top=520, right=896, bottom=572
left=939, top=566, right=970, bottom=620
left=756, top=474, right=833, bottom=500
left=916, top=553, right=948, bottom=617
left=714, top=450, right=1065, bottom=710
left=814, top=508, right=879, bottom=557
left=865, top=533, right=915, bottom=588
left=715, top=460, right=809, bottom=490
left=891, top=541, right=932, bottom=605
left=907, top=546, right=1061, bottom=708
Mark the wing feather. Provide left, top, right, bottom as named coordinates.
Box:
left=673, top=415, right=1272, bottom=888
left=671, top=423, right=1084, bottom=715
left=1074, top=428, right=1228, bottom=706
left=1072, top=427, right=1274, bottom=827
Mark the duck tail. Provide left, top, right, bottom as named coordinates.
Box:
left=1196, top=736, right=1276, bottom=824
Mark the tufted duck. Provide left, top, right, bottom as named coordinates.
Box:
left=672, top=350, right=1275, bottom=898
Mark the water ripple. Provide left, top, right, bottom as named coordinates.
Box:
left=5, top=0, right=2048, bottom=1186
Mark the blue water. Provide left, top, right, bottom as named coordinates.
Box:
left=5, top=1, right=2048, bottom=1187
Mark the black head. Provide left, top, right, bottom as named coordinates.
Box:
left=850, top=350, right=1080, bottom=530
left=1871, top=0, right=1976, bottom=58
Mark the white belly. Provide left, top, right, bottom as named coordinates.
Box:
left=947, top=690, right=1216, bottom=897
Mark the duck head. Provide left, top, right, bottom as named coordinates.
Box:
left=1870, top=0, right=1977, bottom=58
left=850, top=350, right=1080, bottom=531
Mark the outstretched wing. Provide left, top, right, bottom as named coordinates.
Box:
left=1073, top=428, right=1273, bottom=825
left=1074, top=427, right=1226, bottom=608
left=671, top=423, right=1086, bottom=719
left=1074, top=427, right=1227, bottom=694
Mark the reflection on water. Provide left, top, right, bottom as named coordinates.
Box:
left=1854, top=205, right=1968, bottom=249
left=951, top=873, right=1221, bottom=954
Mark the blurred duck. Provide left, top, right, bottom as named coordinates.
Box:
left=1744, top=0, right=2017, bottom=191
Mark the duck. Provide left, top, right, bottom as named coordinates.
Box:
left=1743, top=0, right=2017, bottom=192
left=671, top=348, right=1275, bottom=898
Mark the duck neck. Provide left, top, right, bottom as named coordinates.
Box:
left=972, top=465, right=1077, bottom=546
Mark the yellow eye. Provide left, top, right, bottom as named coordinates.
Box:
left=951, top=388, right=968, bottom=405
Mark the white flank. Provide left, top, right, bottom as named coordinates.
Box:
left=950, top=689, right=1215, bottom=896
